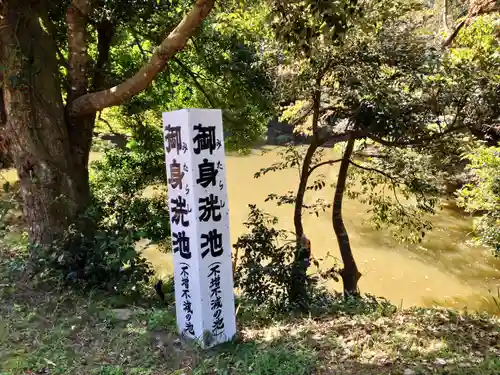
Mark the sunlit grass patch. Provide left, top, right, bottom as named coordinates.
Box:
left=193, top=340, right=317, bottom=375
left=1, top=233, right=500, bottom=375
left=0, top=283, right=189, bottom=375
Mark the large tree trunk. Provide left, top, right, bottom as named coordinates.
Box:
left=332, top=138, right=361, bottom=297
left=1, top=0, right=214, bottom=249
left=1, top=1, right=93, bottom=246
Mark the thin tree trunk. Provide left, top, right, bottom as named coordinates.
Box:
left=293, top=140, right=319, bottom=240
left=289, top=75, right=322, bottom=306
left=332, top=138, right=361, bottom=296
left=290, top=139, right=319, bottom=305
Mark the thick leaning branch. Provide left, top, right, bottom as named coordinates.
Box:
left=69, top=0, right=216, bottom=116
left=367, top=124, right=467, bottom=148
left=67, top=0, right=91, bottom=99
left=442, top=0, right=499, bottom=48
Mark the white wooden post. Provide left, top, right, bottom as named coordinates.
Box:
left=162, top=108, right=236, bottom=348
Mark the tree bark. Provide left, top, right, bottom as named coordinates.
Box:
left=293, top=140, right=319, bottom=240
left=332, top=137, right=361, bottom=296
left=289, top=75, right=322, bottom=306
left=69, top=0, right=216, bottom=116
left=1, top=1, right=90, bottom=245
left=0, top=87, right=11, bottom=169
left=442, top=0, right=499, bottom=48
left=1, top=0, right=215, bottom=248
left=442, top=0, right=450, bottom=32
left=289, top=139, right=319, bottom=305
left=442, top=20, right=465, bottom=48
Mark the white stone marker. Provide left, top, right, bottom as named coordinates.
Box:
left=162, top=108, right=236, bottom=348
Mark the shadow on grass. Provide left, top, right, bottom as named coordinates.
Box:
left=197, top=307, right=500, bottom=375
left=1, top=249, right=499, bottom=375
left=0, top=281, right=196, bottom=375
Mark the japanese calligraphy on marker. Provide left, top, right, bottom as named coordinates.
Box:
left=196, top=158, right=218, bottom=188
left=171, top=196, right=191, bottom=227
left=193, top=123, right=217, bottom=155
left=172, top=231, right=191, bottom=259
left=164, top=124, right=187, bottom=155
left=168, top=159, right=184, bottom=189
left=163, top=109, right=236, bottom=348
left=198, top=194, right=222, bottom=222
left=200, top=229, right=223, bottom=258
left=208, top=263, right=224, bottom=336
left=180, top=263, right=195, bottom=335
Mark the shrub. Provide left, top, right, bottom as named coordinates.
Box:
left=307, top=286, right=397, bottom=316
left=30, top=125, right=171, bottom=294
left=234, top=204, right=341, bottom=312
left=457, top=146, right=500, bottom=254
left=234, top=204, right=397, bottom=317
left=30, top=217, right=154, bottom=294
left=233, top=204, right=298, bottom=310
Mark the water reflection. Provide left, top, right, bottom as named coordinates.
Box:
left=157, top=146, right=498, bottom=315
left=5, top=147, right=495, bottom=314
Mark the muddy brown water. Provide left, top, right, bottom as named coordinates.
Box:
left=3, top=147, right=500, bottom=313
left=144, top=146, right=500, bottom=314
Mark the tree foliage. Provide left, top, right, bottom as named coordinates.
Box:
left=254, top=0, right=499, bottom=297
left=234, top=204, right=341, bottom=311
left=30, top=126, right=170, bottom=292
left=457, top=146, right=500, bottom=253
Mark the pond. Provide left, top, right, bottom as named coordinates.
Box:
left=3, top=147, right=499, bottom=313
left=143, top=146, right=500, bottom=314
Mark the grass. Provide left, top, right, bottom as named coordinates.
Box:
left=1, top=244, right=500, bottom=375
left=1, top=163, right=499, bottom=375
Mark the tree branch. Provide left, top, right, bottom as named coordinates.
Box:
left=321, top=129, right=365, bottom=146
left=97, top=112, right=120, bottom=135
left=172, top=56, right=216, bottom=107
left=442, top=1, right=499, bottom=48
left=69, top=0, right=216, bottom=116
left=349, top=160, right=405, bottom=210
left=67, top=0, right=91, bottom=100
left=135, top=28, right=223, bottom=89
left=441, top=19, right=465, bottom=48
left=172, top=57, right=242, bottom=126
left=311, top=74, right=322, bottom=141
left=308, top=159, right=342, bottom=177
left=349, top=160, right=396, bottom=182
left=290, top=103, right=313, bottom=127
left=367, top=124, right=467, bottom=148
left=131, top=29, right=149, bottom=62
